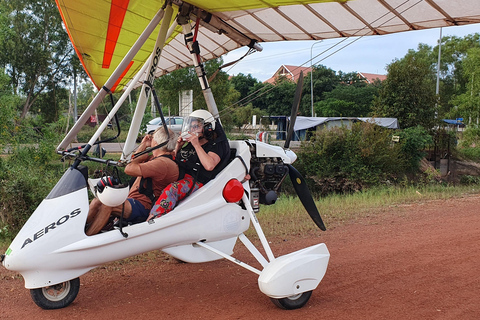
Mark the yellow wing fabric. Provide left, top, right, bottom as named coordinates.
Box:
left=56, top=0, right=183, bottom=92
left=56, top=0, right=480, bottom=92
left=56, top=0, right=340, bottom=92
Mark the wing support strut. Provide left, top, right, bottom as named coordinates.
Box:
left=179, top=18, right=220, bottom=120
left=121, top=4, right=176, bottom=160
left=57, top=6, right=168, bottom=152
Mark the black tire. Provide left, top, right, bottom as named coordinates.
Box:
left=30, top=278, right=80, bottom=309
left=270, top=290, right=313, bottom=310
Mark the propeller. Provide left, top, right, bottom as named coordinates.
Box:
left=284, top=70, right=303, bottom=149
left=287, top=164, right=326, bottom=231
left=283, top=70, right=326, bottom=231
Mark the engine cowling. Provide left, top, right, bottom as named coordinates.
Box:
left=248, top=141, right=293, bottom=208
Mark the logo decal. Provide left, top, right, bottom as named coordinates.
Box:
left=21, top=208, right=81, bottom=249
left=144, top=47, right=162, bottom=98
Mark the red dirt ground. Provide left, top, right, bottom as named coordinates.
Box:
left=1, top=195, right=479, bottom=319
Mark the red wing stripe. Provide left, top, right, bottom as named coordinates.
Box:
left=103, top=0, right=130, bottom=69
left=111, top=61, right=134, bottom=92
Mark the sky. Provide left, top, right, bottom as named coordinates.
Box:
left=221, top=23, right=480, bottom=82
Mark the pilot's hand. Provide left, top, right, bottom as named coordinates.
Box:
left=185, top=132, right=200, bottom=147
left=177, top=136, right=184, bottom=145
left=141, top=134, right=152, bottom=147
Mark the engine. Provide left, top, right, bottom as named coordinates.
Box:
left=248, top=142, right=290, bottom=212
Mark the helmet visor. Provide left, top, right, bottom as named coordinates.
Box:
left=181, top=116, right=204, bottom=137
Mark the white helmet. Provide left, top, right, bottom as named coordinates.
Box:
left=88, top=176, right=129, bottom=207
left=180, top=110, right=215, bottom=140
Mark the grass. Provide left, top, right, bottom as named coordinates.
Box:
left=75, top=125, right=131, bottom=144
left=1, top=240, right=9, bottom=253
left=253, top=184, right=480, bottom=238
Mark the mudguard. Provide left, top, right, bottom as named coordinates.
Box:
left=258, top=243, right=330, bottom=298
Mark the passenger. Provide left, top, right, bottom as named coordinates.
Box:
left=147, top=110, right=230, bottom=220
left=86, top=127, right=179, bottom=235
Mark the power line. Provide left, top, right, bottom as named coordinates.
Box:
left=221, top=0, right=423, bottom=114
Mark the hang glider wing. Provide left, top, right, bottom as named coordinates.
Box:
left=56, top=0, right=480, bottom=92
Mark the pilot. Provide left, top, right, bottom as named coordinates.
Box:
left=147, top=109, right=230, bottom=220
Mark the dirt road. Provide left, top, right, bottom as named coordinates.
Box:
left=1, top=195, right=479, bottom=319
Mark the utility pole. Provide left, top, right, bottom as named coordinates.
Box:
left=310, top=40, right=323, bottom=117
left=435, top=27, right=442, bottom=119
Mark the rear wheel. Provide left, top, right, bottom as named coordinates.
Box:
left=30, top=278, right=80, bottom=309
left=270, top=290, right=312, bottom=310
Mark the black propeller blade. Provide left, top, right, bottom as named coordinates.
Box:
left=281, top=70, right=325, bottom=230
left=287, top=164, right=326, bottom=231
left=284, top=70, right=304, bottom=149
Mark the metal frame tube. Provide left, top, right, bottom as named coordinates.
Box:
left=242, top=194, right=275, bottom=262
left=194, top=241, right=262, bottom=275
left=122, top=6, right=177, bottom=160
left=57, top=7, right=167, bottom=151
left=84, top=56, right=151, bottom=150
left=238, top=233, right=269, bottom=267
left=181, top=22, right=220, bottom=119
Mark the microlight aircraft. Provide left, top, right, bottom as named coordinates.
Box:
left=2, top=0, right=480, bottom=310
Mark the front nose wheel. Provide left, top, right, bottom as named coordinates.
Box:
left=270, top=290, right=313, bottom=310
left=30, top=277, right=80, bottom=309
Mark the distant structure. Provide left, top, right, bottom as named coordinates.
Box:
left=264, top=65, right=311, bottom=84
left=357, top=72, right=387, bottom=84
left=179, top=90, right=193, bottom=117
left=264, top=66, right=386, bottom=85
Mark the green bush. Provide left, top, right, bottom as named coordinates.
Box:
left=459, top=175, right=480, bottom=184
left=295, top=122, right=433, bottom=196
left=0, top=141, right=63, bottom=241
left=398, top=126, right=433, bottom=172
left=455, top=125, right=480, bottom=161
left=456, top=146, right=480, bottom=161
left=0, top=135, right=131, bottom=242
left=75, top=122, right=132, bottom=143
left=459, top=125, right=480, bottom=148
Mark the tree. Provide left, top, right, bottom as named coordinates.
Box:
left=0, top=0, right=74, bottom=120
left=35, top=85, right=69, bottom=123
left=154, top=58, right=238, bottom=117
left=239, top=81, right=269, bottom=111
left=315, top=82, right=380, bottom=117
left=372, top=50, right=437, bottom=129
left=449, top=47, right=480, bottom=123
left=433, top=34, right=480, bottom=119
left=232, top=104, right=266, bottom=130
left=365, top=33, right=480, bottom=123
left=301, top=64, right=338, bottom=115
left=315, top=98, right=356, bottom=117
left=261, top=80, right=297, bottom=116
left=230, top=73, right=260, bottom=102
left=0, top=69, right=20, bottom=143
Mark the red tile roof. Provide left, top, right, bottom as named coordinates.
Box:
left=264, top=65, right=312, bottom=84
left=263, top=67, right=386, bottom=85
left=358, top=72, right=387, bottom=83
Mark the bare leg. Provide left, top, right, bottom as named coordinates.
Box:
left=85, top=204, right=113, bottom=236
left=111, top=200, right=133, bottom=219
left=86, top=198, right=103, bottom=224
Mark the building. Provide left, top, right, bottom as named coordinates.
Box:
left=264, top=65, right=312, bottom=84
left=264, top=65, right=386, bottom=85
left=357, top=72, right=387, bottom=84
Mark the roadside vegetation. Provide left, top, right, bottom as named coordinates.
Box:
left=294, top=123, right=433, bottom=195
